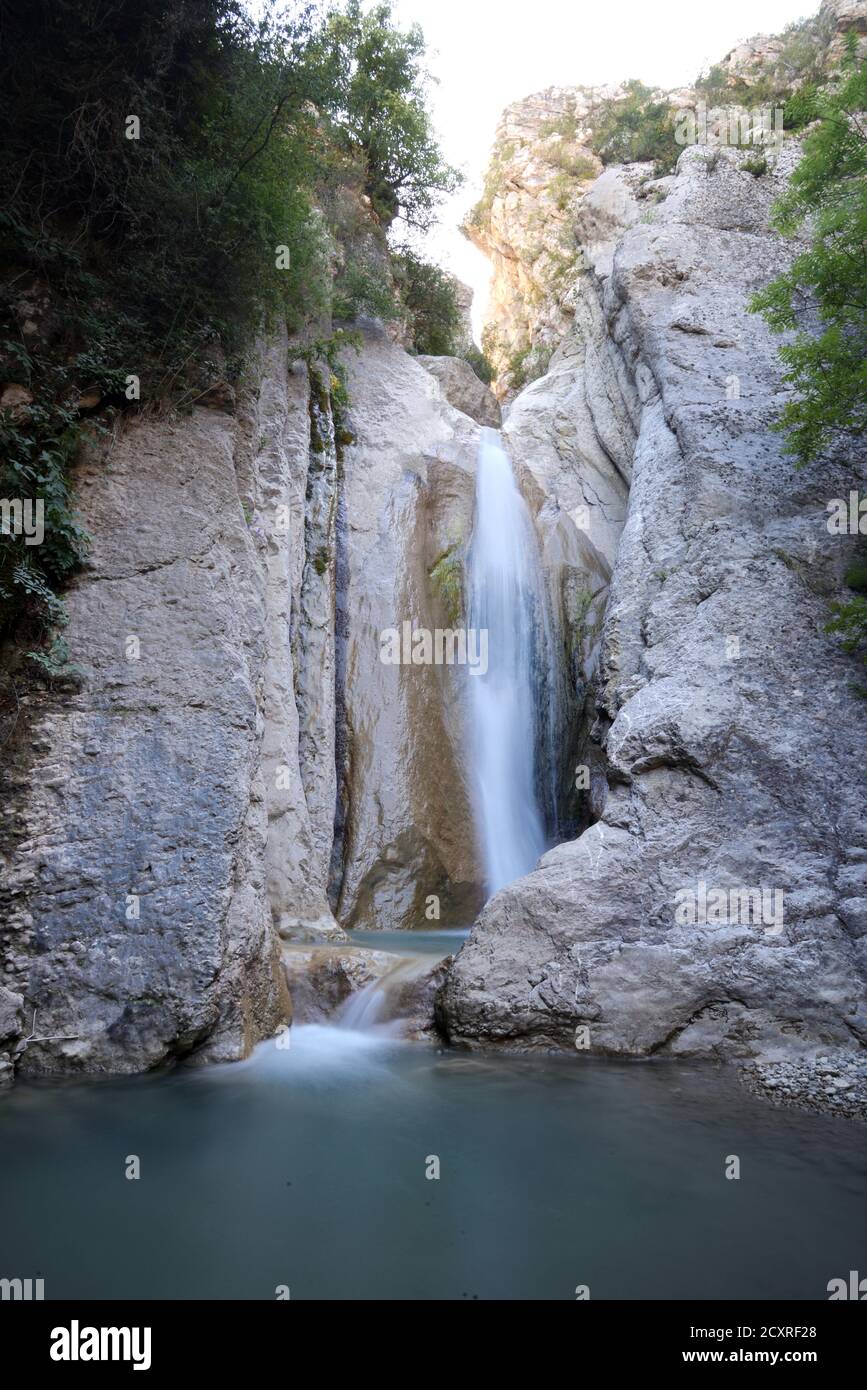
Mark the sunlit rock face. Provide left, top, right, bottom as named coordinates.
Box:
left=465, top=1, right=867, bottom=402
left=441, top=124, right=867, bottom=1061
left=417, top=356, right=501, bottom=428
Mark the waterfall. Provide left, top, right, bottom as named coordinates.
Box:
left=337, top=955, right=436, bottom=1034
left=466, top=427, right=557, bottom=897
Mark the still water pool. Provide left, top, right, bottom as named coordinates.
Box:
left=1, top=1021, right=864, bottom=1300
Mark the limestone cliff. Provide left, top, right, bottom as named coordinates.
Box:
left=441, top=4, right=867, bottom=1069
left=464, top=0, right=867, bottom=399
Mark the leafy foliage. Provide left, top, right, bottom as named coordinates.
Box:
left=392, top=250, right=462, bottom=356
left=0, top=0, right=455, bottom=663
left=463, top=346, right=495, bottom=386
left=750, top=48, right=867, bottom=467
left=319, top=0, right=461, bottom=228
left=827, top=549, right=867, bottom=689
left=589, top=82, right=679, bottom=175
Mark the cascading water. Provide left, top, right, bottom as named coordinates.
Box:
left=466, top=427, right=558, bottom=897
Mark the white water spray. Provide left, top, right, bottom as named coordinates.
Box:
left=466, top=428, right=556, bottom=896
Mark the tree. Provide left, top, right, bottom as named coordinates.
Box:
left=392, top=250, right=461, bottom=354
left=750, top=46, right=867, bottom=468
left=321, top=0, right=461, bottom=228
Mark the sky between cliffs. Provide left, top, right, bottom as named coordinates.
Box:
left=386, top=0, right=815, bottom=336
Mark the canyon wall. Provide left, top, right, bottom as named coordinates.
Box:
left=441, top=68, right=867, bottom=1064
left=0, top=321, right=497, bottom=1077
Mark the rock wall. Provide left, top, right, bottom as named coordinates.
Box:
left=0, top=331, right=316, bottom=1074
left=465, top=1, right=867, bottom=398
left=333, top=325, right=485, bottom=930
left=0, top=320, right=499, bottom=1076
left=441, top=134, right=867, bottom=1064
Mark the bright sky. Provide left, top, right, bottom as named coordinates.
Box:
left=386, top=0, right=816, bottom=337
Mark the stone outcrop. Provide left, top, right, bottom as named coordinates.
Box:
left=463, top=86, right=606, bottom=396
left=464, top=1, right=867, bottom=400
left=0, top=329, right=338, bottom=1072
left=720, top=2, right=867, bottom=86
left=441, top=129, right=867, bottom=1065
left=0, top=983, right=22, bottom=1085
left=282, top=944, right=401, bottom=1021
left=418, top=356, right=501, bottom=427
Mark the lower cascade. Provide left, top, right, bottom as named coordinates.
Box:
left=466, top=427, right=557, bottom=896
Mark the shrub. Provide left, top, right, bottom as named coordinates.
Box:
left=750, top=45, right=867, bottom=467
left=320, top=0, right=462, bottom=229
left=783, top=83, right=820, bottom=131
left=463, top=346, right=495, bottom=385
left=0, top=0, right=456, bottom=659
left=392, top=250, right=462, bottom=355
left=740, top=154, right=769, bottom=176
left=332, top=262, right=399, bottom=322
left=589, top=81, right=679, bottom=173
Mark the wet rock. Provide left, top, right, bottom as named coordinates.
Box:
left=0, top=984, right=23, bottom=1046
left=282, top=943, right=448, bottom=1037
left=741, top=1050, right=867, bottom=1121
left=282, top=945, right=400, bottom=1022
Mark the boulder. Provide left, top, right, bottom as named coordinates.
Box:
left=417, top=356, right=501, bottom=427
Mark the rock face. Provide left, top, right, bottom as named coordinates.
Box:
left=720, top=2, right=867, bottom=85
left=0, top=983, right=22, bottom=1085
left=464, top=86, right=606, bottom=395
left=418, top=356, right=501, bottom=427
left=464, top=2, right=867, bottom=399
left=441, top=135, right=867, bottom=1065
left=0, top=317, right=493, bottom=1074
left=332, top=323, right=485, bottom=931
left=0, top=330, right=340, bottom=1072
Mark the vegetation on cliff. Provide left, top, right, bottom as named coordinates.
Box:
left=0, top=0, right=459, bottom=668
left=751, top=43, right=867, bottom=673
left=751, top=46, right=867, bottom=469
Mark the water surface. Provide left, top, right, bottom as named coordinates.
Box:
left=1, top=1032, right=864, bottom=1300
